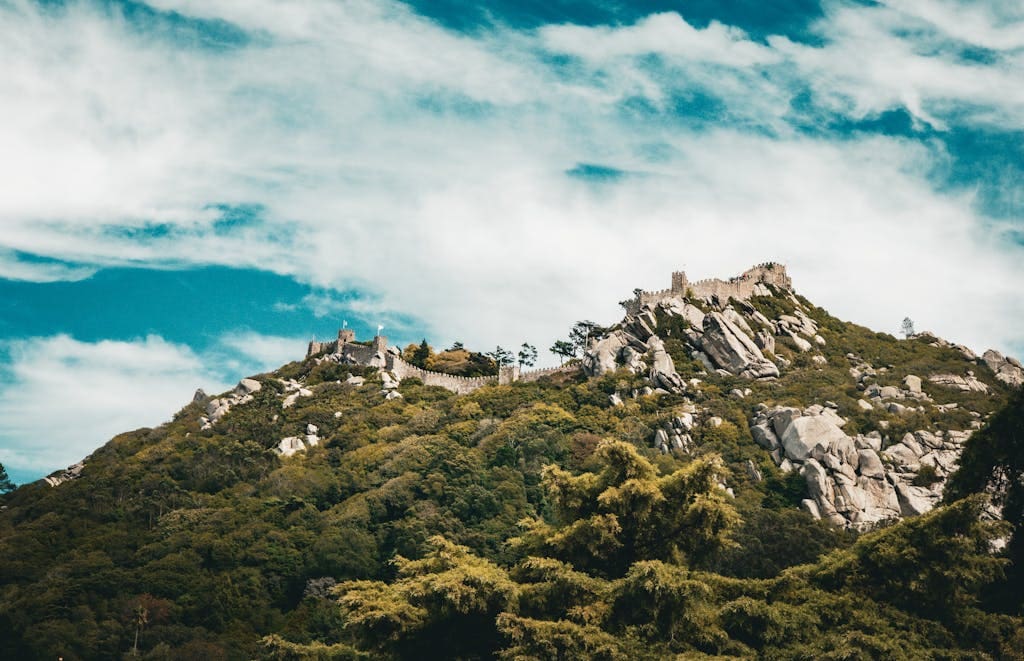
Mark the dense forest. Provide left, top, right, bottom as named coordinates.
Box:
left=1, top=291, right=1022, bottom=659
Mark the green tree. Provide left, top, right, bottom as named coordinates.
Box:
left=411, top=340, right=432, bottom=368
left=335, top=536, right=518, bottom=658
left=517, top=343, right=538, bottom=368
left=512, top=440, right=740, bottom=577
left=487, top=346, right=515, bottom=368
left=0, top=463, right=14, bottom=494
left=569, top=321, right=605, bottom=356
left=549, top=340, right=575, bottom=364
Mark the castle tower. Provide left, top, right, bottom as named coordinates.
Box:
left=372, top=335, right=388, bottom=353
left=338, top=329, right=355, bottom=345
left=671, top=271, right=688, bottom=294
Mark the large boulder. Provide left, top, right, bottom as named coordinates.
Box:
left=781, top=415, right=850, bottom=462
left=582, top=331, right=629, bottom=376
left=700, top=312, right=779, bottom=379
left=928, top=373, right=989, bottom=393
left=982, top=349, right=1024, bottom=388
left=646, top=336, right=685, bottom=392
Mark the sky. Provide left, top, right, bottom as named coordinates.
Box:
left=0, top=0, right=1022, bottom=485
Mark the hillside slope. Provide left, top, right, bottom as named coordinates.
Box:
left=0, top=264, right=1021, bottom=659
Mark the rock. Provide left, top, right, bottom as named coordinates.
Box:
left=812, top=355, right=827, bottom=365
left=730, top=388, right=746, bottom=399
left=894, top=483, right=940, bottom=517
left=754, top=329, right=775, bottom=354
left=857, top=399, right=874, bottom=411
left=193, top=388, right=207, bottom=402
left=380, top=371, right=400, bottom=389
left=582, top=331, right=629, bottom=376
left=802, top=459, right=837, bottom=516
left=345, top=375, right=366, bottom=386
left=620, top=346, right=646, bottom=373
left=277, top=437, right=306, bottom=457
left=700, top=312, right=780, bottom=379
left=781, top=415, right=850, bottom=462
left=646, top=336, right=686, bottom=392
left=385, top=391, right=404, bottom=401
left=928, top=373, right=989, bottom=393
left=236, top=378, right=262, bottom=395
left=788, top=333, right=813, bottom=352
left=306, top=423, right=319, bottom=435
left=814, top=335, right=827, bottom=346
left=707, top=416, right=723, bottom=428
left=745, top=460, right=763, bottom=483
left=751, top=423, right=780, bottom=450
left=609, top=393, right=624, bottom=407
left=655, top=429, right=669, bottom=449
left=982, top=349, right=1024, bottom=387
left=801, top=499, right=821, bottom=519
left=903, top=375, right=922, bottom=393
left=769, top=407, right=802, bottom=438
left=888, top=402, right=907, bottom=415
left=723, top=307, right=754, bottom=336
left=879, top=386, right=901, bottom=399
left=856, top=450, right=885, bottom=478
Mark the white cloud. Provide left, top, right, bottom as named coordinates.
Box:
left=0, top=0, right=1020, bottom=375
left=540, top=13, right=779, bottom=67
left=0, top=335, right=230, bottom=476
left=217, top=331, right=309, bottom=372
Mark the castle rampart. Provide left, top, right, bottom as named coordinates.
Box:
left=308, top=330, right=578, bottom=395
left=629, top=262, right=791, bottom=313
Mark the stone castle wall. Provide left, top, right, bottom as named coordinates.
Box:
left=308, top=330, right=578, bottom=395
left=634, top=262, right=790, bottom=310
left=385, top=354, right=498, bottom=395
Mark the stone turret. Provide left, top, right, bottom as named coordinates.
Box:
left=671, top=271, right=688, bottom=294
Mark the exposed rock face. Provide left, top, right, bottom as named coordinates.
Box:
left=699, top=312, right=779, bottom=379
left=200, top=378, right=266, bottom=430
left=582, top=331, right=629, bottom=377
left=982, top=350, right=1024, bottom=388
left=44, top=461, right=86, bottom=487
left=646, top=336, right=686, bottom=392
left=928, top=373, right=989, bottom=393
left=750, top=405, right=969, bottom=529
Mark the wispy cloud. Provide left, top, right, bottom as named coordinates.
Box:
left=0, top=334, right=230, bottom=474
left=0, top=0, right=1020, bottom=358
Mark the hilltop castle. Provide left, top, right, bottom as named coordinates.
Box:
left=624, top=262, right=791, bottom=313
left=307, top=330, right=573, bottom=395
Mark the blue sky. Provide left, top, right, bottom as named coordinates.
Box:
left=1, top=0, right=1022, bottom=484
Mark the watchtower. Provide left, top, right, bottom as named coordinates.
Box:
left=671, top=271, right=688, bottom=294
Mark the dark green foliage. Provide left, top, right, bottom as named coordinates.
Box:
left=0, top=298, right=1021, bottom=659
left=0, top=462, right=14, bottom=494
left=946, top=387, right=1024, bottom=612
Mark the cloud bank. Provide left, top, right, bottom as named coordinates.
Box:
left=0, top=0, right=1021, bottom=481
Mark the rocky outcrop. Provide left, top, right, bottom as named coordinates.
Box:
left=646, top=336, right=686, bottom=392
left=699, top=312, right=779, bottom=379
left=928, top=372, right=989, bottom=393
left=751, top=405, right=971, bottom=529
left=982, top=350, right=1024, bottom=388
left=44, top=461, right=86, bottom=487
left=201, top=378, right=264, bottom=430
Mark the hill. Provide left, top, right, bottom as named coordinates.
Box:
left=1, top=263, right=1022, bottom=659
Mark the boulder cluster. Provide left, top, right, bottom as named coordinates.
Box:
left=583, top=286, right=832, bottom=393
left=752, top=402, right=969, bottom=528
left=200, top=378, right=263, bottom=430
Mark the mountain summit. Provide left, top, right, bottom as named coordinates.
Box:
left=1, top=263, right=1022, bottom=659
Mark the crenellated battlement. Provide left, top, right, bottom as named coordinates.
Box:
left=307, top=330, right=578, bottom=395
left=628, top=262, right=791, bottom=312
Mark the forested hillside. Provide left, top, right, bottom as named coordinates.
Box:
left=1, top=278, right=1022, bottom=659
